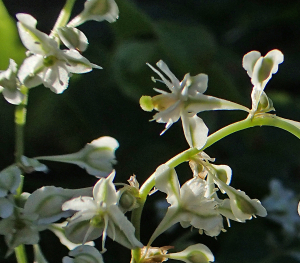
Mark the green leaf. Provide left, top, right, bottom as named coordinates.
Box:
left=0, top=0, right=26, bottom=69
left=155, top=21, right=217, bottom=72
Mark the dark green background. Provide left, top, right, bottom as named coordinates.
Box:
left=1, top=0, right=300, bottom=262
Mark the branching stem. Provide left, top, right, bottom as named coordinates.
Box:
left=131, top=113, right=300, bottom=258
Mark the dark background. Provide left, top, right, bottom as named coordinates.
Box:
left=1, top=0, right=300, bottom=262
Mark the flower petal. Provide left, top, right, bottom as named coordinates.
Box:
left=181, top=113, right=208, bottom=149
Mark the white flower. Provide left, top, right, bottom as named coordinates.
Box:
left=148, top=165, right=223, bottom=245
left=68, top=0, right=119, bottom=27
left=0, top=207, right=45, bottom=256
left=63, top=245, right=104, bottom=263
left=62, top=171, right=143, bottom=252
left=263, top=179, right=300, bottom=235
left=140, top=60, right=249, bottom=148
left=167, top=244, right=214, bottom=263
left=0, top=59, right=24, bottom=104
left=16, top=13, right=101, bottom=94
left=211, top=169, right=267, bottom=222
left=36, top=136, right=119, bottom=177
left=242, top=49, right=283, bottom=114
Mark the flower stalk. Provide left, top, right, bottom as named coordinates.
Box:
left=14, top=86, right=29, bottom=263
left=50, top=0, right=77, bottom=39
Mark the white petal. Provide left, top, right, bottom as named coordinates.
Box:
left=181, top=113, right=208, bottom=149
left=107, top=205, right=143, bottom=249
left=242, top=50, right=261, bottom=78
left=48, top=222, right=94, bottom=250
left=68, top=245, right=104, bottom=263
left=65, top=219, right=102, bottom=244
left=63, top=49, right=101, bottom=73
left=2, top=89, right=24, bottom=105
left=18, top=55, right=44, bottom=88
left=186, top=73, right=208, bottom=95
left=43, top=63, right=69, bottom=93
left=62, top=196, right=97, bottom=212
left=155, top=164, right=180, bottom=203
left=17, top=13, right=58, bottom=55
left=156, top=60, right=180, bottom=92
left=57, top=27, right=89, bottom=52
left=186, top=94, right=249, bottom=113
left=0, top=198, right=14, bottom=218
left=0, top=166, right=21, bottom=196
left=93, top=171, right=117, bottom=205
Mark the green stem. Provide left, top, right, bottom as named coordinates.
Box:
left=131, top=113, right=300, bottom=256
left=14, top=245, right=28, bottom=263
left=14, top=86, right=29, bottom=263
left=49, top=0, right=77, bottom=39
left=14, top=86, right=28, bottom=165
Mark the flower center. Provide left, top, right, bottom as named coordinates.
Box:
left=90, top=213, right=105, bottom=228
left=43, top=55, right=57, bottom=67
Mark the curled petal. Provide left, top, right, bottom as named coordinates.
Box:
left=242, top=50, right=261, bottom=78
left=186, top=73, right=208, bottom=95
left=155, top=164, right=180, bottom=203
left=57, top=27, right=88, bottom=52
left=181, top=113, right=208, bottom=149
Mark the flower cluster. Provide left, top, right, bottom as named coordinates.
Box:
left=62, top=171, right=143, bottom=252
left=148, top=152, right=267, bottom=245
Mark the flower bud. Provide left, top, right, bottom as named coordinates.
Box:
left=256, top=91, right=274, bottom=113
left=36, top=136, right=119, bottom=177
left=168, top=244, right=214, bottom=263
left=117, top=186, right=139, bottom=213
left=68, top=0, right=119, bottom=27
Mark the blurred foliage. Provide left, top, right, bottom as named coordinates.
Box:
left=0, top=0, right=25, bottom=69
left=0, top=0, right=300, bottom=262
